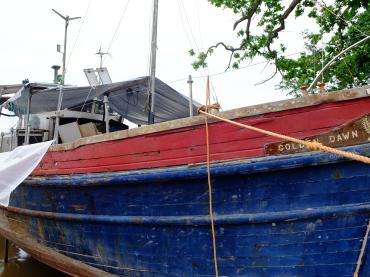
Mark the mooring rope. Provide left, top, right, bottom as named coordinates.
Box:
left=354, top=221, right=370, bottom=277
left=204, top=78, right=219, bottom=277
left=198, top=108, right=370, bottom=164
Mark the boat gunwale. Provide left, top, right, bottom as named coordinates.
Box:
left=49, top=86, right=370, bottom=152
left=28, top=143, right=370, bottom=186
left=4, top=202, right=370, bottom=226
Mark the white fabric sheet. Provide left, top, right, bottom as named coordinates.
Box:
left=0, top=140, right=53, bottom=206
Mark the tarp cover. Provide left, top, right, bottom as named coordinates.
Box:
left=0, top=140, right=53, bottom=206
left=6, top=77, right=199, bottom=125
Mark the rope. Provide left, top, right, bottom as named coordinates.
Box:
left=198, top=108, right=370, bottom=164
left=354, top=221, right=370, bottom=277
left=204, top=77, right=219, bottom=277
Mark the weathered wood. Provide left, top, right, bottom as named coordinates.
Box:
left=49, top=86, right=370, bottom=152
left=4, top=239, right=8, bottom=263
left=35, top=95, right=370, bottom=175
left=7, top=143, right=370, bottom=276
left=266, top=113, right=370, bottom=155
left=0, top=208, right=117, bottom=276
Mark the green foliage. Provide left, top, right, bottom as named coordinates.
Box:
left=192, top=0, right=370, bottom=96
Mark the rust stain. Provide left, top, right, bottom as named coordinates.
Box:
left=37, top=219, right=45, bottom=242
left=334, top=169, right=343, bottom=180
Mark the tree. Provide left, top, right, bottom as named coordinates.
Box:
left=190, top=0, right=370, bottom=96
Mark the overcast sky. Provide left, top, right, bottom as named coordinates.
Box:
left=0, top=0, right=308, bottom=132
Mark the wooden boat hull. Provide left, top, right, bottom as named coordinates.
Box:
left=4, top=143, right=370, bottom=276
left=35, top=87, right=370, bottom=176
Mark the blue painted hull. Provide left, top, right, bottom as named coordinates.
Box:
left=6, top=143, right=370, bottom=276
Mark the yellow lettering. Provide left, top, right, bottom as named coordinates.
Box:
left=329, top=136, right=336, bottom=143
left=337, top=134, right=343, bottom=142
left=342, top=132, right=350, bottom=140
left=352, top=130, right=358, bottom=138
left=285, top=144, right=291, bottom=151
left=278, top=144, right=284, bottom=152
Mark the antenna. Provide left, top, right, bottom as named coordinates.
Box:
left=96, top=46, right=110, bottom=68
left=52, top=9, right=81, bottom=85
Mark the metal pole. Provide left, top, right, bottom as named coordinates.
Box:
left=0, top=88, right=3, bottom=116
left=53, top=86, right=64, bottom=143
left=24, top=88, right=31, bottom=145
left=52, top=9, right=81, bottom=85
left=0, top=132, right=4, bottom=152
left=187, top=75, right=194, bottom=117
left=148, top=0, right=159, bottom=125
left=103, top=95, right=110, bottom=134
left=62, top=19, right=68, bottom=85
left=51, top=10, right=80, bottom=143
left=10, top=128, right=14, bottom=150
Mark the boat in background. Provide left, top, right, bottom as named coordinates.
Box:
left=0, top=83, right=369, bottom=276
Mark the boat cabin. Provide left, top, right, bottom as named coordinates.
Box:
left=0, top=77, right=199, bottom=152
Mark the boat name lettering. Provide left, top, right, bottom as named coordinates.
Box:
left=265, top=115, right=370, bottom=156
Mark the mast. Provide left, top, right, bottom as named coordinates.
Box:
left=52, top=9, right=81, bottom=85
left=147, top=0, right=159, bottom=124
left=52, top=9, right=80, bottom=143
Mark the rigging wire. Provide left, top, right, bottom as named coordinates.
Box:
left=178, top=0, right=200, bottom=52
left=103, top=0, right=131, bottom=64
left=318, top=0, right=369, bottom=37
left=196, top=0, right=204, bottom=50
left=176, top=0, right=196, bottom=55
left=65, top=0, right=93, bottom=73
left=167, top=50, right=304, bottom=84
left=176, top=0, right=218, bottom=102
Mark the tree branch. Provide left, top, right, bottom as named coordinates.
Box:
left=267, top=0, right=302, bottom=46
left=337, top=7, right=350, bottom=51
left=205, top=42, right=240, bottom=55
left=205, top=42, right=241, bottom=70
left=233, top=0, right=263, bottom=41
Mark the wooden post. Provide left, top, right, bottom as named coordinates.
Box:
left=4, top=239, right=9, bottom=263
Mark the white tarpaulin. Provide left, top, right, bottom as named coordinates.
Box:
left=0, top=140, right=53, bottom=206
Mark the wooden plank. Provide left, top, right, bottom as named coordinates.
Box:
left=49, top=87, right=370, bottom=152
left=34, top=97, right=370, bottom=175
left=0, top=208, right=116, bottom=277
